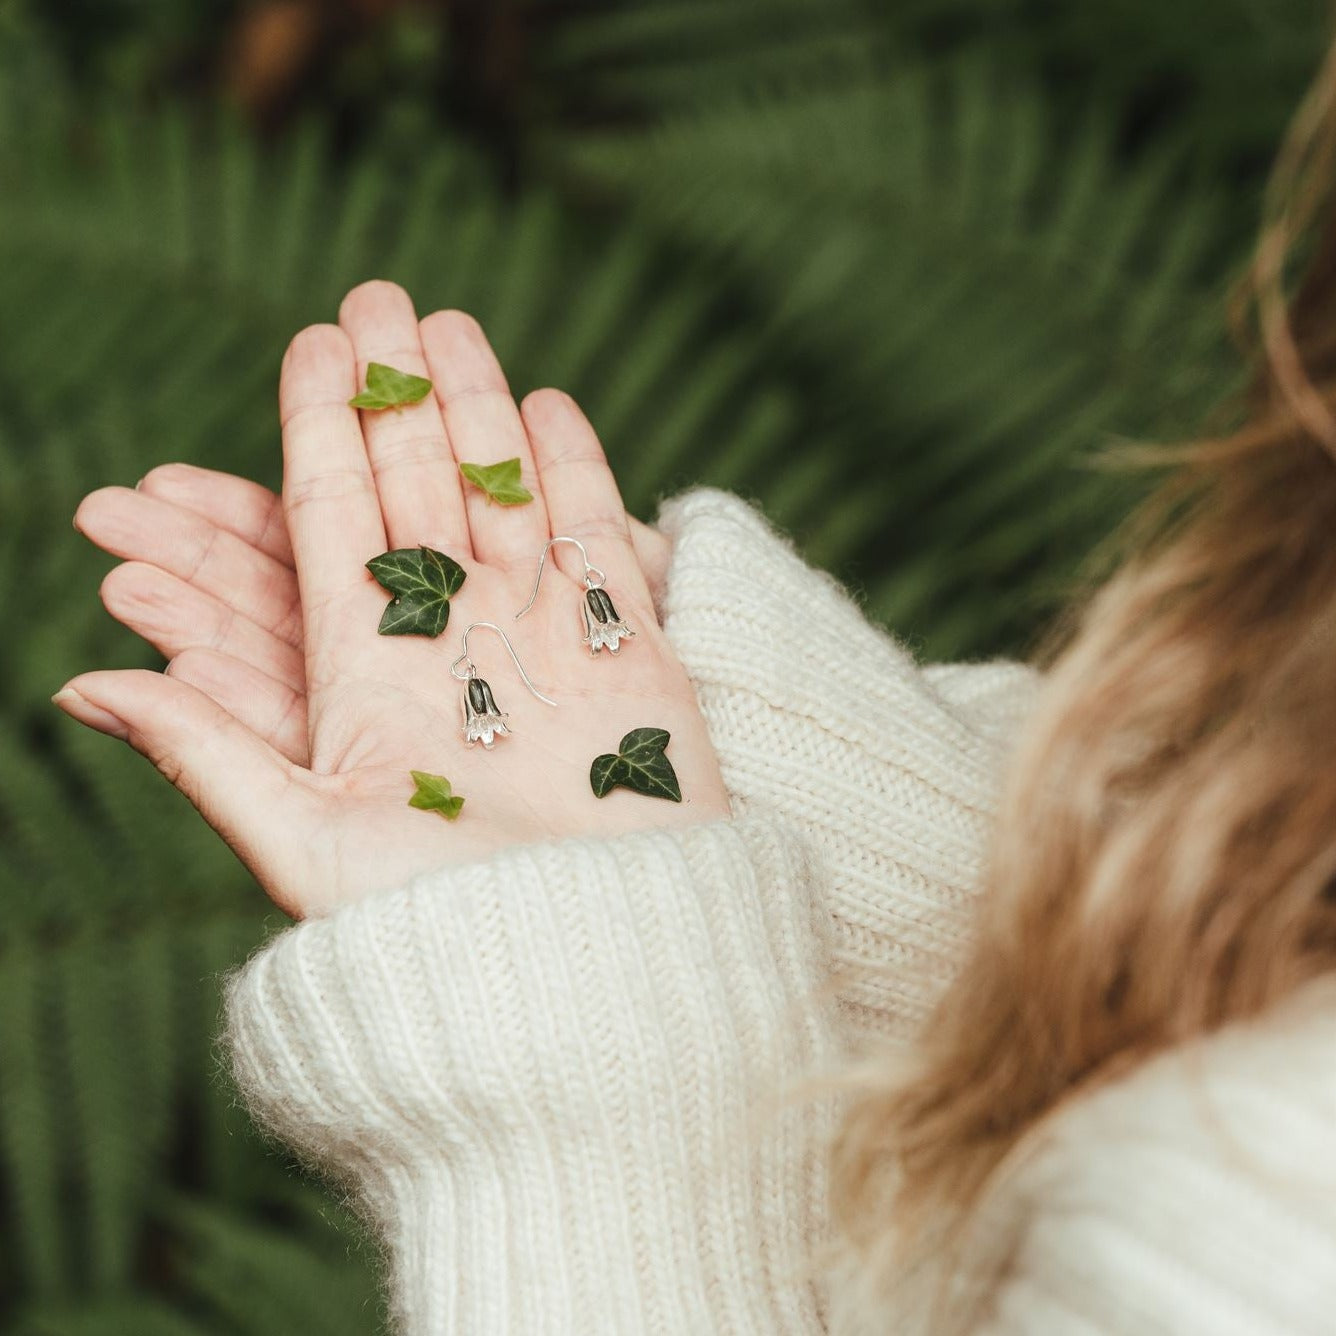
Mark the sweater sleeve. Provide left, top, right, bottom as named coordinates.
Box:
left=223, top=811, right=843, bottom=1336
left=652, top=487, right=1044, bottom=1045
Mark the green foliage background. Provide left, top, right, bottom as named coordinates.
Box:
left=0, top=0, right=1327, bottom=1328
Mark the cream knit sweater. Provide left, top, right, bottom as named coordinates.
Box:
left=224, top=487, right=1336, bottom=1334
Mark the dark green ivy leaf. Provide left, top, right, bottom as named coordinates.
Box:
left=408, top=771, right=465, bottom=820
left=349, top=361, right=434, bottom=410
left=366, top=545, right=467, bottom=637
left=459, top=457, right=534, bottom=506
left=590, top=727, right=682, bottom=802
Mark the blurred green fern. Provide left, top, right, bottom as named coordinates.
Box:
left=0, top=0, right=1319, bottom=1327
left=560, top=60, right=1242, bottom=647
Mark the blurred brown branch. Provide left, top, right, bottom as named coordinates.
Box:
left=224, top=0, right=529, bottom=132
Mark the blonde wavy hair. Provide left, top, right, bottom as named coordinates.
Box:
left=827, top=28, right=1336, bottom=1326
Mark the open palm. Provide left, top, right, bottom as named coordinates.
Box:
left=58, top=283, right=729, bottom=918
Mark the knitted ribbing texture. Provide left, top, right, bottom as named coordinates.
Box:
left=226, top=811, right=843, bottom=1335
left=223, top=485, right=1336, bottom=1335
left=653, top=487, right=1042, bottom=1044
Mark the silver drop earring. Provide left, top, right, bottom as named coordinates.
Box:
left=449, top=622, right=557, bottom=748
left=515, top=536, right=637, bottom=655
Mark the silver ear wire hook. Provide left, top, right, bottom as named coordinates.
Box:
left=449, top=621, right=556, bottom=749
left=514, top=536, right=607, bottom=621
left=448, top=622, right=553, bottom=705
left=450, top=621, right=558, bottom=706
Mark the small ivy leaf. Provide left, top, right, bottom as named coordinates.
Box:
left=590, top=727, right=682, bottom=802
left=408, top=771, right=465, bottom=821
left=349, top=362, right=433, bottom=411
left=459, top=457, right=534, bottom=506
left=366, top=545, right=467, bottom=637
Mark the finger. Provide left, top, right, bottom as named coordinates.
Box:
left=628, top=515, right=672, bottom=609
left=76, top=486, right=302, bottom=647
left=100, top=562, right=305, bottom=693
left=280, top=324, right=387, bottom=675
left=136, top=463, right=294, bottom=567
left=419, top=310, right=549, bottom=569
left=339, top=281, right=471, bottom=554
left=521, top=388, right=652, bottom=612
left=52, top=669, right=304, bottom=915
left=166, top=648, right=309, bottom=766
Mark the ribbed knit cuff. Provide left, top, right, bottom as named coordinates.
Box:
left=652, top=487, right=1043, bottom=1045
left=224, top=811, right=840, bottom=1335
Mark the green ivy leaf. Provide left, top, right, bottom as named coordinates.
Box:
left=590, top=727, right=682, bottom=802
left=408, top=771, right=465, bottom=820
left=459, top=457, right=534, bottom=506
left=349, top=362, right=434, bottom=410
left=366, top=545, right=467, bottom=637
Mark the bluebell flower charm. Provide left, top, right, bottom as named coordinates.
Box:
left=450, top=621, right=557, bottom=749
left=461, top=675, right=511, bottom=749
left=515, top=536, right=637, bottom=659
left=582, top=586, right=636, bottom=655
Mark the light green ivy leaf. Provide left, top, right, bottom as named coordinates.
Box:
left=349, top=362, right=434, bottom=411
left=459, top=457, right=534, bottom=506
left=408, top=771, right=466, bottom=820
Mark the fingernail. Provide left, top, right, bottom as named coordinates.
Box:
left=51, top=687, right=128, bottom=739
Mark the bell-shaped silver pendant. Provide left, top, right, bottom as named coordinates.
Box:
left=582, top=585, right=636, bottom=655
left=515, top=535, right=636, bottom=658
left=461, top=674, right=511, bottom=749
left=450, top=621, right=557, bottom=749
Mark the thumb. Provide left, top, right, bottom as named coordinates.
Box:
left=53, top=668, right=303, bottom=912
left=627, top=515, right=672, bottom=611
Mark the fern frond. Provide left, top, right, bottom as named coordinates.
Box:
left=562, top=60, right=1243, bottom=653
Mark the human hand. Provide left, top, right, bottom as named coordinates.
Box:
left=57, top=282, right=728, bottom=919
left=67, top=458, right=673, bottom=768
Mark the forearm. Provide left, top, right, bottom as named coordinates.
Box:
left=653, top=487, right=1043, bottom=1047
left=225, top=812, right=841, bottom=1334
